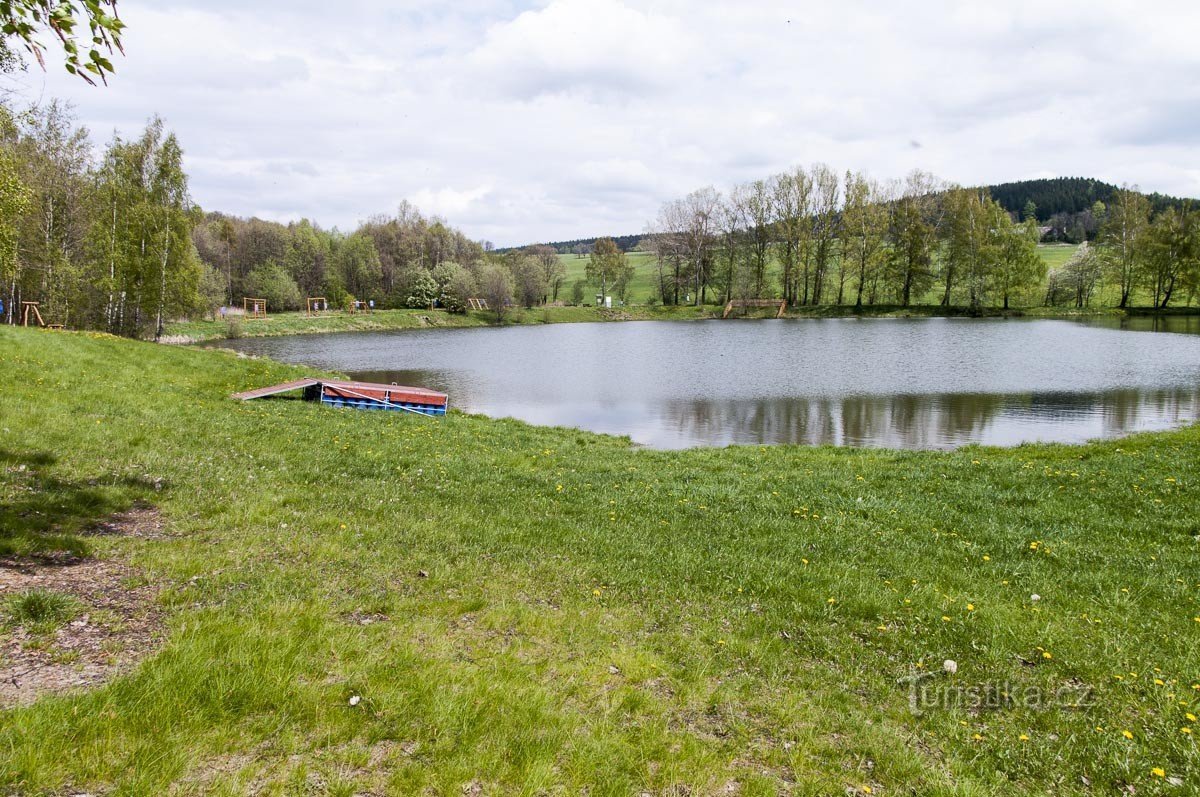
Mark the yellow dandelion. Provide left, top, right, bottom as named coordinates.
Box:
left=1151, top=767, right=1166, bottom=778
left=1042, top=651, right=1053, bottom=660
left=966, top=603, right=975, bottom=612
left=1187, top=713, right=1197, bottom=722
left=1182, top=727, right=1192, bottom=735
left=1122, top=729, right=1134, bottom=740
left=942, top=615, right=952, bottom=622
left=1019, top=733, right=1030, bottom=741
left=827, top=597, right=837, bottom=604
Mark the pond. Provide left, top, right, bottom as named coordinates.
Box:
left=223, top=318, right=1200, bottom=449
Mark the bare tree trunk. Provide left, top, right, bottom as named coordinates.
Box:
left=106, top=200, right=117, bottom=330
left=155, top=227, right=170, bottom=341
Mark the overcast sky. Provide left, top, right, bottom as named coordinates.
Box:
left=12, top=0, right=1200, bottom=246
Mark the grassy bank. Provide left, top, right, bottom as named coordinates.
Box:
left=163, top=304, right=720, bottom=343
left=1, top=327, right=1198, bottom=794
left=164, top=303, right=1145, bottom=345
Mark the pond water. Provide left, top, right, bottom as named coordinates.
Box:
left=224, top=318, right=1200, bottom=449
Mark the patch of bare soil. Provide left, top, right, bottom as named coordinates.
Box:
left=0, top=506, right=165, bottom=707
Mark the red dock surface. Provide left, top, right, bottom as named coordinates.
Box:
left=320, top=380, right=448, bottom=407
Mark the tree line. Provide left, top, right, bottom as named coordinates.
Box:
left=0, top=99, right=543, bottom=334
left=1044, top=191, right=1200, bottom=309
left=638, top=167, right=1200, bottom=311
left=1, top=101, right=196, bottom=337
left=192, top=201, right=488, bottom=315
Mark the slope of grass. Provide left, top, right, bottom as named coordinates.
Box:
left=1, top=326, right=1198, bottom=795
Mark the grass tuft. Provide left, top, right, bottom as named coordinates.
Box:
left=5, top=589, right=79, bottom=629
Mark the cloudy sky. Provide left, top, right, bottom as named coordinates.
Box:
left=12, top=0, right=1199, bottom=246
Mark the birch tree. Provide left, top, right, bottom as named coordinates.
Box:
left=0, top=143, right=30, bottom=324
left=730, top=179, right=774, bottom=298
left=840, top=171, right=889, bottom=308
left=1098, top=186, right=1150, bottom=308
left=771, top=168, right=812, bottom=305
left=808, top=164, right=841, bottom=305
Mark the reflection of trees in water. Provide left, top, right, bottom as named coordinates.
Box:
left=1094, top=388, right=1200, bottom=434
left=662, top=388, right=1200, bottom=448
left=661, top=394, right=1006, bottom=448
left=1087, top=316, right=1200, bottom=335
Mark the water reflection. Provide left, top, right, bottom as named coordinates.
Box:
left=350, top=368, right=1200, bottom=449
left=651, top=389, right=1200, bottom=449
left=223, top=318, right=1200, bottom=449
left=1076, top=314, right=1200, bottom=335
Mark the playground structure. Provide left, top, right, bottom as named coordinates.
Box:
left=21, top=301, right=45, bottom=327
left=243, top=298, right=268, bottom=318
left=467, top=297, right=489, bottom=311
left=350, top=300, right=373, bottom=313
left=722, top=299, right=788, bottom=319
left=306, top=297, right=327, bottom=316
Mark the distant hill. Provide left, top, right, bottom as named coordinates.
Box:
left=986, top=178, right=1118, bottom=220
left=497, top=233, right=642, bottom=255
left=984, top=177, right=1189, bottom=221
left=504, top=178, right=1194, bottom=252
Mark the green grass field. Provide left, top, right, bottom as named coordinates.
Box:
left=1, top=326, right=1198, bottom=795
left=558, top=251, right=660, bottom=305
left=1037, top=244, right=1080, bottom=271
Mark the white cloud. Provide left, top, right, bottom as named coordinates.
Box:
left=409, top=185, right=493, bottom=216
left=11, top=0, right=1200, bottom=245
left=466, top=0, right=697, bottom=100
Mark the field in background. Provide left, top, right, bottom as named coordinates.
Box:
left=557, top=250, right=659, bottom=304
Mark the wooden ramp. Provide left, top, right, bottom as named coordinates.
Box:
left=231, top=378, right=319, bottom=400
left=723, top=299, right=788, bottom=318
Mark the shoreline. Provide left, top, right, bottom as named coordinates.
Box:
left=155, top=302, right=1175, bottom=344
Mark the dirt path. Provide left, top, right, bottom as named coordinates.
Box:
left=0, top=506, right=165, bottom=707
